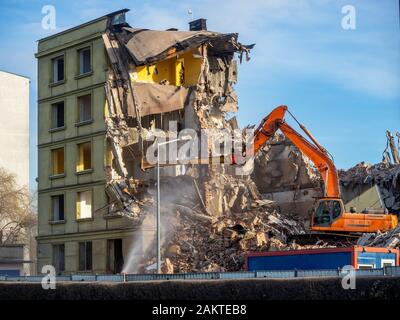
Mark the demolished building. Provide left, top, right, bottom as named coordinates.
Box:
left=102, top=17, right=255, bottom=217
left=35, top=9, right=399, bottom=275
left=35, top=9, right=274, bottom=274
left=100, top=12, right=326, bottom=273
left=100, top=12, right=304, bottom=273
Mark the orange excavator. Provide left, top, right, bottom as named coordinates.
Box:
left=248, top=105, right=398, bottom=237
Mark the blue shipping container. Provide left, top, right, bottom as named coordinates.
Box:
left=246, top=246, right=399, bottom=271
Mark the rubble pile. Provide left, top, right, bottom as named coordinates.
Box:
left=137, top=175, right=307, bottom=273
left=253, top=134, right=321, bottom=192
left=341, top=161, right=400, bottom=250
left=169, top=206, right=306, bottom=272
left=252, top=134, right=323, bottom=219
left=202, top=171, right=261, bottom=217
left=339, top=162, right=400, bottom=214
left=357, top=226, right=400, bottom=249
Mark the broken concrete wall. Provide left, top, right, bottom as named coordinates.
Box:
left=102, top=18, right=254, bottom=219
left=340, top=132, right=400, bottom=215
left=252, top=134, right=322, bottom=220
left=339, top=162, right=400, bottom=215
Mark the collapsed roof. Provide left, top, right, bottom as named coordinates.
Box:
left=121, top=27, right=251, bottom=65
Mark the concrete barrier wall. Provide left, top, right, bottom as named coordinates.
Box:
left=0, top=277, right=399, bottom=300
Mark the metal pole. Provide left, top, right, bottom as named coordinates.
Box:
left=155, top=137, right=192, bottom=274
left=157, top=143, right=161, bottom=274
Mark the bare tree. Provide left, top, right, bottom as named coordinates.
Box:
left=0, top=168, right=37, bottom=245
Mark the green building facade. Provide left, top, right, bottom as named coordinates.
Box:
left=36, top=10, right=132, bottom=274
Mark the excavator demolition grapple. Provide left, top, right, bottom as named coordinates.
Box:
left=144, top=105, right=398, bottom=244
left=245, top=105, right=398, bottom=244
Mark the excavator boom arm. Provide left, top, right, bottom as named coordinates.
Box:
left=253, top=105, right=340, bottom=198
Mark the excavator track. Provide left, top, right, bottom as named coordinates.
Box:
left=287, top=232, right=361, bottom=246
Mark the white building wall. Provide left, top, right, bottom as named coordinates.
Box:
left=0, top=70, right=29, bottom=188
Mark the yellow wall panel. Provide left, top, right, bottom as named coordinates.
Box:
left=132, top=48, right=202, bottom=86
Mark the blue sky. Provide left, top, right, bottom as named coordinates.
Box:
left=0, top=0, right=399, bottom=191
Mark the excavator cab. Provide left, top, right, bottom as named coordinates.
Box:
left=313, top=198, right=343, bottom=227
left=311, top=197, right=398, bottom=233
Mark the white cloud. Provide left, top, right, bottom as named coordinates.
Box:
left=191, top=0, right=400, bottom=99
left=128, top=0, right=400, bottom=99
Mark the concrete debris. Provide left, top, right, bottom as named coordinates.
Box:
left=339, top=162, right=400, bottom=214
left=161, top=258, right=174, bottom=274
left=383, top=130, right=400, bottom=165
left=151, top=200, right=306, bottom=272
left=357, top=226, right=400, bottom=249
left=204, top=172, right=261, bottom=217
left=344, top=160, right=400, bottom=251
left=128, top=175, right=311, bottom=273
left=252, top=134, right=323, bottom=219
left=104, top=181, right=149, bottom=223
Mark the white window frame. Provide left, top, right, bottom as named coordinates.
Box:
left=381, top=259, right=395, bottom=268
left=51, top=194, right=65, bottom=221
left=52, top=55, right=65, bottom=83
left=77, top=94, right=92, bottom=123
left=51, top=101, right=65, bottom=129
left=79, top=47, right=91, bottom=75
left=357, top=263, right=375, bottom=269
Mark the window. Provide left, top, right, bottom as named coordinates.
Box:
left=52, top=148, right=64, bottom=175
left=51, top=101, right=64, bottom=128
left=358, top=264, right=375, bottom=269
left=53, top=244, right=65, bottom=273
left=51, top=195, right=64, bottom=221
left=313, top=200, right=342, bottom=227
left=52, top=55, right=64, bottom=83
left=107, top=239, right=124, bottom=274
left=381, top=259, right=395, bottom=268
left=77, top=142, right=91, bottom=172
left=79, top=241, right=92, bottom=271
left=78, top=94, right=91, bottom=123
left=77, top=190, right=92, bottom=219
left=79, top=47, right=91, bottom=74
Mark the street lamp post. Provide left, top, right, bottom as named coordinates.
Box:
left=157, top=142, right=161, bottom=274
left=155, top=136, right=191, bottom=274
